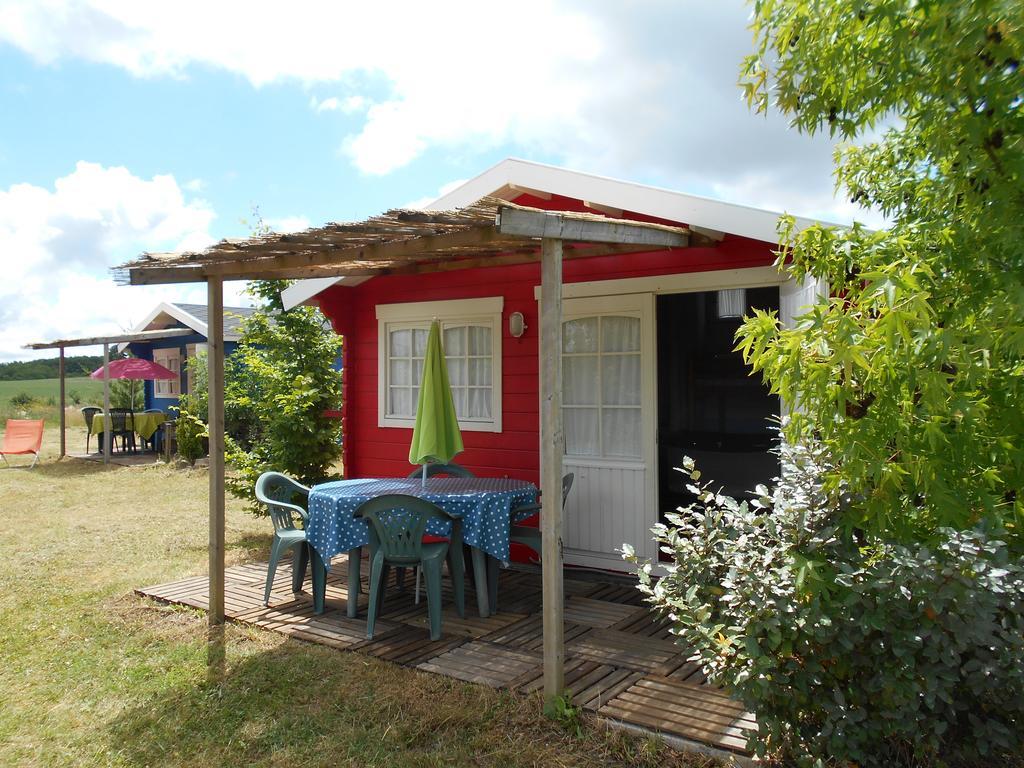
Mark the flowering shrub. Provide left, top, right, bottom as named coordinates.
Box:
left=625, top=442, right=1024, bottom=767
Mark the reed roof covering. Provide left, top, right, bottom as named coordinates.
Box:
left=116, top=197, right=691, bottom=286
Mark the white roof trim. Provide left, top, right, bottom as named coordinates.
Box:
left=429, top=158, right=831, bottom=243
left=279, top=157, right=839, bottom=307
left=281, top=275, right=370, bottom=310
left=115, top=301, right=241, bottom=352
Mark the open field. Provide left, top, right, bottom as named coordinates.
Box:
left=0, top=376, right=106, bottom=404
left=0, top=427, right=712, bottom=768
left=0, top=378, right=108, bottom=427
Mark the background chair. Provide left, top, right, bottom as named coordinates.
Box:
left=141, top=408, right=164, bottom=452
left=487, top=472, right=575, bottom=611
left=357, top=494, right=464, bottom=641
left=80, top=406, right=101, bottom=453
left=255, top=472, right=312, bottom=606
left=108, top=409, right=137, bottom=454
left=406, top=462, right=474, bottom=479
left=1, top=419, right=45, bottom=468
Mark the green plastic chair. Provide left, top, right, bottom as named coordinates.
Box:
left=487, top=473, right=575, bottom=611
left=357, top=494, right=465, bottom=641
left=255, top=471, right=312, bottom=606
left=401, top=462, right=475, bottom=595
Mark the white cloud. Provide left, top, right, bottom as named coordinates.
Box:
left=0, top=0, right=876, bottom=224
left=310, top=95, right=340, bottom=113
left=0, top=161, right=236, bottom=361
left=183, top=177, right=205, bottom=192
left=310, top=94, right=368, bottom=115
left=266, top=215, right=310, bottom=233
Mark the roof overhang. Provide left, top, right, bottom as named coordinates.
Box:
left=279, top=158, right=835, bottom=309
left=26, top=328, right=196, bottom=351
left=117, top=198, right=693, bottom=288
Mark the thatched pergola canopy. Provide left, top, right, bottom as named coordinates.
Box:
left=117, top=197, right=691, bottom=286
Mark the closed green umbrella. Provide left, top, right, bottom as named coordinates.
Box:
left=408, top=320, right=464, bottom=484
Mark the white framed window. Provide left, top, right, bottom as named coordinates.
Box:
left=376, top=297, right=503, bottom=432
left=563, top=314, right=643, bottom=459
left=153, top=348, right=181, bottom=398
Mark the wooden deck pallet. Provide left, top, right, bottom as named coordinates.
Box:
left=135, top=562, right=756, bottom=758
left=566, top=628, right=688, bottom=674
left=598, top=675, right=756, bottom=755
left=563, top=596, right=641, bottom=628
left=513, top=656, right=644, bottom=712
left=418, top=640, right=541, bottom=688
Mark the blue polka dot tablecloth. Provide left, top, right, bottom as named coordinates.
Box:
left=306, top=477, right=538, bottom=567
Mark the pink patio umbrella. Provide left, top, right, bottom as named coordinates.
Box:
left=90, top=357, right=177, bottom=414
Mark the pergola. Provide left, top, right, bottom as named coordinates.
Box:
left=27, top=328, right=195, bottom=463
left=117, top=196, right=691, bottom=699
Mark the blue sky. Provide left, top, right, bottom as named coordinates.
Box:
left=0, top=1, right=867, bottom=361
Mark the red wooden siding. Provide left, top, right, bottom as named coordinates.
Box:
left=317, top=228, right=777, bottom=486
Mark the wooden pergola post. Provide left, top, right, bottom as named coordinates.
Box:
left=102, top=343, right=111, bottom=465
left=58, top=346, right=66, bottom=458
left=207, top=276, right=226, bottom=679
left=540, top=237, right=565, bottom=700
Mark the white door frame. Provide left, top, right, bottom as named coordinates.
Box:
left=558, top=293, right=657, bottom=570
left=535, top=265, right=808, bottom=572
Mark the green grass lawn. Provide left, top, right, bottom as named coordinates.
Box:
left=0, top=428, right=713, bottom=768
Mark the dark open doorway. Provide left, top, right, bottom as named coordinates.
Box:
left=656, top=288, right=780, bottom=541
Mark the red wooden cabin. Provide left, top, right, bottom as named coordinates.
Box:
left=284, top=159, right=825, bottom=571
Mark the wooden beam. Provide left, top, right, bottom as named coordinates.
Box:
left=498, top=207, right=689, bottom=248
left=128, top=227, right=503, bottom=285
left=207, top=276, right=226, bottom=680
left=690, top=225, right=725, bottom=242
left=27, top=328, right=194, bottom=350
left=389, top=242, right=669, bottom=277
left=583, top=201, right=624, bottom=217
left=58, top=347, right=66, bottom=459
left=508, top=184, right=553, bottom=201
left=540, top=237, right=565, bottom=701
left=102, top=344, right=111, bottom=465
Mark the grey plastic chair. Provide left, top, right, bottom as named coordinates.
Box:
left=406, top=462, right=474, bottom=479
left=255, top=472, right=312, bottom=606
left=486, top=473, right=575, bottom=611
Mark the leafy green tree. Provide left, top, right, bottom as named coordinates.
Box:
left=108, top=376, right=144, bottom=411
left=737, top=0, right=1024, bottom=546
left=225, top=280, right=343, bottom=514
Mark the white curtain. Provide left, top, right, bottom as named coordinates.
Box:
left=564, top=315, right=641, bottom=458
left=388, top=323, right=493, bottom=421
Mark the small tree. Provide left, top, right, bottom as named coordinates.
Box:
left=225, top=280, right=343, bottom=514
left=735, top=0, right=1024, bottom=547
left=171, top=353, right=208, bottom=466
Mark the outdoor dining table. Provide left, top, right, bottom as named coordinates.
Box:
left=89, top=411, right=166, bottom=441
left=306, top=476, right=538, bottom=619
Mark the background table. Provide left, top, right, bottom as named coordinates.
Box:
left=307, top=477, right=537, bottom=617
left=89, top=411, right=166, bottom=441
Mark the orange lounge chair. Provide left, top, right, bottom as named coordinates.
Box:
left=1, top=419, right=44, bottom=468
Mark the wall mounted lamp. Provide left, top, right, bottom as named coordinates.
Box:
left=509, top=311, right=527, bottom=338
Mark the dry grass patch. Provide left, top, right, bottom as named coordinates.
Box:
left=0, top=428, right=721, bottom=767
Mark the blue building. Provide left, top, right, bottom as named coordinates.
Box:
left=121, top=302, right=256, bottom=412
